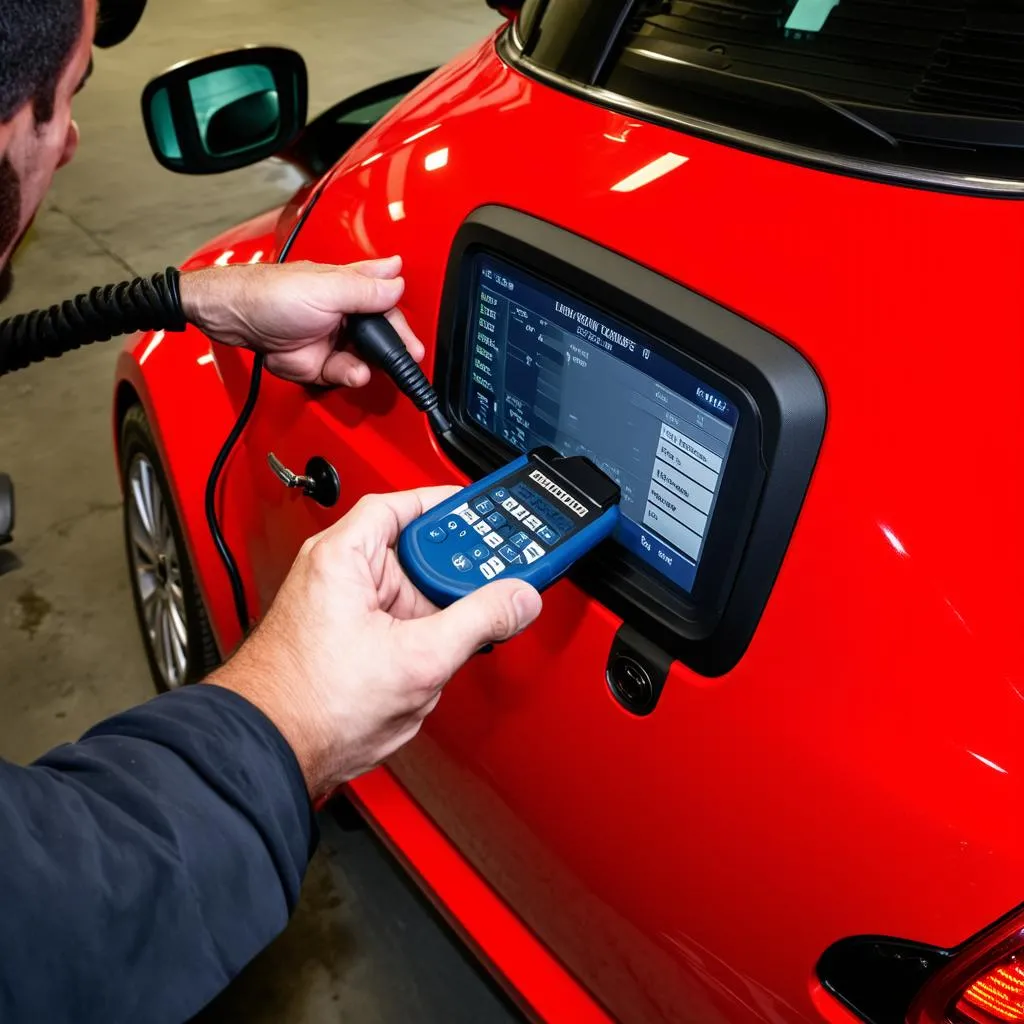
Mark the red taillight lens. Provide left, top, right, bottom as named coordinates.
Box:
left=910, top=914, right=1024, bottom=1024
left=956, top=959, right=1024, bottom=1023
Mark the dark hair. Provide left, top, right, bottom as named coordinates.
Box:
left=0, top=0, right=84, bottom=125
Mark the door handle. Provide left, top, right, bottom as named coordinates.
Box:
left=267, top=452, right=309, bottom=491
left=266, top=452, right=340, bottom=508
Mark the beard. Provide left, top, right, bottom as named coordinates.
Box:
left=0, top=156, right=21, bottom=303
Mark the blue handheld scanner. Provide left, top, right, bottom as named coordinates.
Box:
left=399, top=447, right=621, bottom=607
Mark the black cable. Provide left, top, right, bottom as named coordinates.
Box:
left=0, top=262, right=260, bottom=632
left=203, top=179, right=329, bottom=636
left=0, top=239, right=450, bottom=636
left=203, top=353, right=264, bottom=636
left=0, top=269, right=184, bottom=377
left=347, top=314, right=452, bottom=434
left=203, top=200, right=452, bottom=636
left=207, top=303, right=453, bottom=635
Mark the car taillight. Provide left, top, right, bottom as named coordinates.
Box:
left=956, top=961, right=1024, bottom=1021
left=909, top=909, right=1024, bottom=1024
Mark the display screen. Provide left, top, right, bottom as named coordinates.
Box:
left=463, top=255, right=738, bottom=595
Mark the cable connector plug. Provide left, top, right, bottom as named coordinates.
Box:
left=347, top=314, right=452, bottom=435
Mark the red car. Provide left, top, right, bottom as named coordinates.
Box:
left=113, top=4, right=1024, bottom=1023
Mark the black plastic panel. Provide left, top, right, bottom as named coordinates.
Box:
left=817, top=935, right=953, bottom=1024
left=433, top=206, right=825, bottom=675
left=607, top=625, right=673, bottom=716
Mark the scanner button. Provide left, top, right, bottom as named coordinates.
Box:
left=523, top=515, right=543, bottom=532
left=486, top=511, right=507, bottom=529
left=451, top=553, right=474, bottom=573
left=522, top=541, right=546, bottom=564
left=479, top=562, right=496, bottom=580
left=426, top=524, right=448, bottom=544
left=473, top=522, right=491, bottom=536
left=537, top=525, right=559, bottom=545
left=484, top=555, right=506, bottom=576
left=458, top=508, right=480, bottom=525
left=499, top=544, right=523, bottom=565
left=509, top=531, right=530, bottom=549
left=511, top=506, right=530, bottom=521
left=472, top=497, right=494, bottom=516
left=469, top=545, right=489, bottom=562
left=445, top=517, right=462, bottom=533
left=490, top=487, right=510, bottom=504
left=484, top=531, right=504, bottom=549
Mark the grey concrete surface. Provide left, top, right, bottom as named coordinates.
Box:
left=0, top=1, right=522, bottom=1021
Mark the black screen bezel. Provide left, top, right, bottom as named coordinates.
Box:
left=433, top=207, right=826, bottom=675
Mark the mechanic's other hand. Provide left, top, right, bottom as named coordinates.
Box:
left=180, top=257, right=424, bottom=387
left=207, top=487, right=543, bottom=800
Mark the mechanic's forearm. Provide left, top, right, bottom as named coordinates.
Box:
left=178, top=265, right=223, bottom=334
left=0, top=685, right=316, bottom=1023
left=206, top=639, right=333, bottom=801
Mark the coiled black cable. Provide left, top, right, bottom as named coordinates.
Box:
left=0, top=259, right=256, bottom=636
left=0, top=208, right=447, bottom=638
left=0, top=260, right=261, bottom=636
left=0, top=269, right=184, bottom=377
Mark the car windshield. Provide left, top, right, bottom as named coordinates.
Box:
left=516, top=0, right=1024, bottom=184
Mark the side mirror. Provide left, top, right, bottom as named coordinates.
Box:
left=141, top=46, right=308, bottom=174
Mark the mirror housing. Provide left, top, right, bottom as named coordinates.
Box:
left=0, top=473, right=14, bottom=546
left=141, top=46, right=308, bottom=174
left=96, top=0, right=148, bottom=48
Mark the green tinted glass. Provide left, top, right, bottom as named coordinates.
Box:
left=187, top=65, right=280, bottom=157
left=149, top=86, right=183, bottom=162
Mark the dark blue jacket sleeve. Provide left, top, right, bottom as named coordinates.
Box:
left=0, top=684, right=317, bottom=1023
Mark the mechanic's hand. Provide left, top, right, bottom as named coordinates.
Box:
left=207, top=487, right=543, bottom=800
left=180, top=257, right=424, bottom=387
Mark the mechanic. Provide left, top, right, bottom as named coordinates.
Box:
left=0, top=0, right=544, bottom=1020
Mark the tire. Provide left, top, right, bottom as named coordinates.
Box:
left=120, top=404, right=219, bottom=692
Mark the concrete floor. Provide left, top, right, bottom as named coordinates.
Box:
left=0, top=1, right=523, bottom=1020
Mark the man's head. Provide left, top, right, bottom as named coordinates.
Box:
left=0, top=0, right=97, bottom=300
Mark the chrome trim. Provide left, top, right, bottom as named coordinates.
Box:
left=497, top=29, right=1024, bottom=198
left=509, top=12, right=523, bottom=51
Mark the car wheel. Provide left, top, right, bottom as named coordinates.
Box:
left=120, top=404, right=219, bottom=691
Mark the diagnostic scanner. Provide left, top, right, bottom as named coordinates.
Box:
left=399, top=447, right=621, bottom=607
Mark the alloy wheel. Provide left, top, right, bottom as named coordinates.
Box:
left=126, top=454, right=188, bottom=688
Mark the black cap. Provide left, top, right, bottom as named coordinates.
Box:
left=94, top=0, right=148, bottom=49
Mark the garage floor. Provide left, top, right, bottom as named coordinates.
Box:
left=0, top=1, right=523, bottom=1021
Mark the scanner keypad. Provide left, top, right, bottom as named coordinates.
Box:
left=432, top=487, right=563, bottom=581
left=424, top=450, right=607, bottom=585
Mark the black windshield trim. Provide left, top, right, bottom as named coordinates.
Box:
left=499, top=24, right=1024, bottom=199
